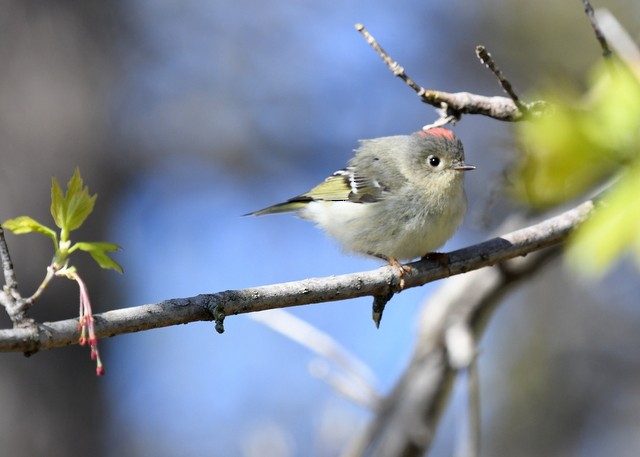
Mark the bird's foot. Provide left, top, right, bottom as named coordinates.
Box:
left=386, top=257, right=413, bottom=291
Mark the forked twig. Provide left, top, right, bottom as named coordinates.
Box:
left=355, top=23, right=548, bottom=122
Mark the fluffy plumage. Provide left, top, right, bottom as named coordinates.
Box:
left=249, top=128, right=474, bottom=261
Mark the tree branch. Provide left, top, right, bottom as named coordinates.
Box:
left=340, top=8, right=628, bottom=455
left=0, top=199, right=594, bottom=354
left=355, top=23, right=550, bottom=122
left=0, top=225, right=35, bottom=328
left=0, top=226, right=19, bottom=293
left=344, top=239, right=562, bottom=457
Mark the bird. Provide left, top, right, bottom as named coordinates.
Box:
left=248, top=127, right=474, bottom=283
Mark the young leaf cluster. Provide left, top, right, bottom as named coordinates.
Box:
left=3, top=167, right=122, bottom=273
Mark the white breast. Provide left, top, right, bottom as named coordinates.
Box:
left=300, top=185, right=467, bottom=261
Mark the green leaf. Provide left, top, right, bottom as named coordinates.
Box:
left=50, top=175, right=65, bottom=229
left=50, top=167, right=97, bottom=235
left=73, top=241, right=123, bottom=273
left=514, top=58, right=640, bottom=276
left=567, top=161, right=640, bottom=276
left=2, top=216, right=57, bottom=245
left=514, top=59, right=640, bottom=208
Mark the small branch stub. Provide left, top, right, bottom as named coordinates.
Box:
left=372, top=290, right=394, bottom=328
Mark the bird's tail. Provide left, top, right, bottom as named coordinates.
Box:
left=244, top=198, right=311, bottom=216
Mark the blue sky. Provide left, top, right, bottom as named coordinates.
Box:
left=103, top=1, right=478, bottom=455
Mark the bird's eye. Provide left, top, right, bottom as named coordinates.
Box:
left=428, top=156, right=440, bottom=167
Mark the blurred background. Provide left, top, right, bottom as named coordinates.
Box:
left=0, top=1, right=639, bottom=456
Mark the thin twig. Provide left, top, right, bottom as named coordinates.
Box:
left=250, top=309, right=380, bottom=408
left=355, top=23, right=426, bottom=98
left=0, top=226, right=19, bottom=293
left=27, top=265, right=56, bottom=304
left=466, top=359, right=481, bottom=457
left=308, top=359, right=379, bottom=410
left=355, top=23, right=549, bottom=121
left=0, top=226, right=35, bottom=329
left=582, top=0, right=612, bottom=58
left=0, top=199, right=594, bottom=354
left=446, top=322, right=480, bottom=457
left=476, top=45, right=526, bottom=113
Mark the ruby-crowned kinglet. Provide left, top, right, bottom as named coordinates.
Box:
left=248, top=128, right=474, bottom=267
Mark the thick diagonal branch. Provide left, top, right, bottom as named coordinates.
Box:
left=344, top=242, right=560, bottom=457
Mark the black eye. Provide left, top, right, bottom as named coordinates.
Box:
left=428, top=156, right=440, bottom=167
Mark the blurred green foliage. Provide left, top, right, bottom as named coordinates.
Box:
left=514, top=58, right=640, bottom=275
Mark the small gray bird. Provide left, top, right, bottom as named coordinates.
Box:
left=249, top=128, right=474, bottom=269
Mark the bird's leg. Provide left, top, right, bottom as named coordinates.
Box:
left=372, top=254, right=413, bottom=290
left=388, top=257, right=413, bottom=290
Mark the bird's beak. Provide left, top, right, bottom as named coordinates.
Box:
left=451, top=162, right=476, bottom=171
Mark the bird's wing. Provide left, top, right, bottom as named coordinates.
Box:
left=247, top=160, right=392, bottom=216
left=301, top=167, right=386, bottom=203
